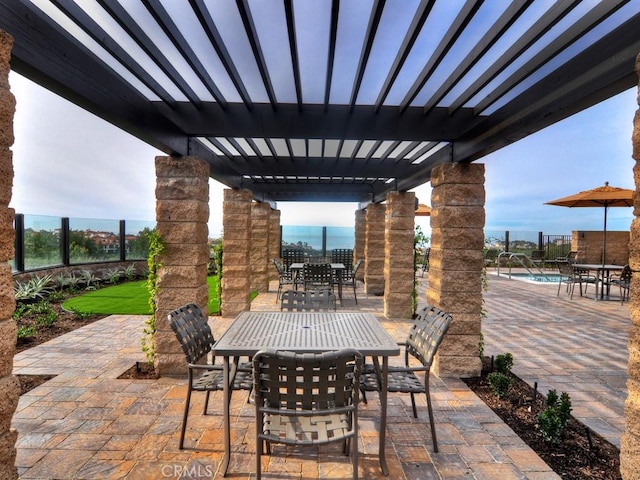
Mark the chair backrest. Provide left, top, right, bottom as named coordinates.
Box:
left=280, top=289, right=336, bottom=311
left=253, top=348, right=362, bottom=414
left=272, top=258, right=284, bottom=274
left=303, top=262, right=333, bottom=287
left=331, top=248, right=353, bottom=266
left=557, top=261, right=574, bottom=276
left=405, top=305, right=452, bottom=368
left=620, top=264, right=632, bottom=283
left=168, top=303, right=214, bottom=365
left=282, top=248, right=305, bottom=269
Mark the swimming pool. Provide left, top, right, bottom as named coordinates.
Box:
left=501, top=273, right=562, bottom=283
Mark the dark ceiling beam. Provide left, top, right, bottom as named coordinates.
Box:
left=474, top=0, right=630, bottom=115
left=142, top=0, right=228, bottom=109
left=447, top=0, right=581, bottom=114
left=394, top=145, right=452, bottom=193
left=0, top=0, right=188, bottom=156
left=51, top=0, right=176, bottom=107
left=422, top=0, right=533, bottom=115
left=349, top=0, right=385, bottom=111
left=160, top=102, right=478, bottom=140
left=453, top=12, right=640, bottom=163
left=324, top=0, right=339, bottom=110
left=398, top=0, right=485, bottom=114
left=284, top=0, right=303, bottom=110
left=236, top=0, right=278, bottom=109
left=190, top=0, right=254, bottom=110
left=97, top=0, right=202, bottom=107
left=373, top=0, right=435, bottom=113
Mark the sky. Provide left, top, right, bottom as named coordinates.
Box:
left=8, top=71, right=638, bottom=240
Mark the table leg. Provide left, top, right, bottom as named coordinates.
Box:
left=221, top=356, right=230, bottom=476
left=379, top=357, right=389, bottom=476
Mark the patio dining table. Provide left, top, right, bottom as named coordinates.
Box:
left=572, top=263, right=626, bottom=300
left=213, top=310, right=400, bottom=476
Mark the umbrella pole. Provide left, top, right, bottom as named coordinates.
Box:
left=602, top=204, right=608, bottom=267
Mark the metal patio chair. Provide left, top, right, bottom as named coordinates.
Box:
left=168, top=303, right=253, bottom=449
left=253, top=348, right=363, bottom=480
left=360, top=305, right=452, bottom=452
left=280, top=289, right=336, bottom=311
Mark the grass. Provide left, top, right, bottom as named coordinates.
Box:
left=63, top=276, right=222, bottom=315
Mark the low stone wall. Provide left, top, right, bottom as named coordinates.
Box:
left=572, top=230, right=629, bottom=264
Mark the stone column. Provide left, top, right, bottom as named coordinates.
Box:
left=0, top=30, right=19, bottom=480
left=384, top=192, right=415, bottom=318
left=354, top=209, right=366, bottom=280
left=364, top=203, right=385, bottom=295
left=621, top=52, right=640, bottom=479
left=250, top=202, right=270, bottom=293
left=268, top=207, right=281, bottom=281
left=428, top=163, right=484, bottom=377
left=221, top=189, right=252, bottom=316
left=155, top=156, right=210, bottom=376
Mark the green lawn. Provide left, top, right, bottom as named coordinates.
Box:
left=63, top=276, right=221, bottom=315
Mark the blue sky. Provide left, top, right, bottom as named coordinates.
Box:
left=8, top=71, right=637, bottom=239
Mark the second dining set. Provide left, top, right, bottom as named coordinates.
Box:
left=274, top=248, right=363, bottom=306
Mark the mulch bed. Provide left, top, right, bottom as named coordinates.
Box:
left=464, top=371, right=622, bottom=479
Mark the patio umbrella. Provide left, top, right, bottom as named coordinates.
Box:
left=415, top=203, right=432, bottom=216
left=544, top=182, right=634, bottom=265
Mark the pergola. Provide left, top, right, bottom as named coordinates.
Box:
left=1, top=1, right=638, bottom=205
left=1, top=2, right=640, bottom=477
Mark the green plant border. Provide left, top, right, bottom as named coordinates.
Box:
left=141, top=230, right=164, bottom=365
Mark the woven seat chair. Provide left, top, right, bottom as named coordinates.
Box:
left=609, top=264, right=632, bottom=304
left=169, top=303, right=253, bottom=449
left=253, top=348, right=363, bottom=480
left=556, top=261, right=595, bottom=299
left=360, top=305, right=452, bottom=452
left=334, top=259, right=363, bottom=304
left=272, top=258, right=294, bottom=300
left=280, top=289, right=336, bottom=311
left=302, top=262, right=333, bottom=293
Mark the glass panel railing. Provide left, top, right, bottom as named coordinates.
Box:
left=68, top=217, right=121, bottom=263
left=282, top=225, right=324, bottom=256
left=22, top=214, right=63, bottom=270
left=326, top=226, right=355, bottom=250
left=125, top=220, right=156, bottom=260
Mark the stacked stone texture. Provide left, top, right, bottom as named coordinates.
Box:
left=354, top=209, right=366, bottom=280
left=364, top=203, right=386, bottom=295
left=572, top=230, right=629, bottom=264
left=429, top=163, right=484, bottom=377
left=621, top=52, right=640, bottom=480
left=221, top=189, right=252, bottom=316
left=250, top=202, right=270, bottom=293
left=383, top=192, right=415, bottom=318
left=0, top=31, right=19, bottom=480
left=154, top=156, right=210, bottom=375
left=268, top=208, right=281, bottom=281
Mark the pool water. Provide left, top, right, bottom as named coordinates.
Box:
left=506, top=273, right=562, bottom=283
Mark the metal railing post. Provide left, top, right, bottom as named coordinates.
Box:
left=119, top=220, right=126, bottom=262
left=61, top=217, right=70, bottom=266
left=14, top=213, right=24, bottom=272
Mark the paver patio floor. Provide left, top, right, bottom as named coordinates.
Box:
left=11, top=271, right=629, bottom=479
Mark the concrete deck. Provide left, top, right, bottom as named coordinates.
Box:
left=11, top=271, right=629, bottom=479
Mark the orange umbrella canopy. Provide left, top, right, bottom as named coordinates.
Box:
left=544, top=182, right=634, bottom=208
left=545, top=182, right=634, bottom=265
left=415, top=203, right=432, bottom=216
